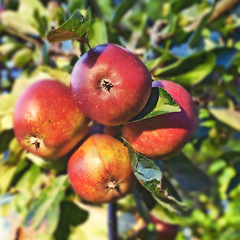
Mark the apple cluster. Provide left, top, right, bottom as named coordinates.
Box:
left=13, top=43, right=198, bottom=204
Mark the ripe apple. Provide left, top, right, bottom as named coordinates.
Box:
left=70, top=43, right=152, bottom=126
left=122, top=80, right=198, bottom=159
left=13, top=79, right=90, bottom=158
left=150, top=216, right=179, bottom=240
left=68, top=134, right=135, bottom=203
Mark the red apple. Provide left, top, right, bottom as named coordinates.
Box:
left=70, top=43, right=152, bottom=126
left=68, top=134, right=135, bottom=203
left=150, top=216, right=179, bottom=240
left=13, top=79, right=90, bottom=158
left=122, top=80, right=198, bottom=159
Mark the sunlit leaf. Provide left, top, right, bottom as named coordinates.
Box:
left=154, top=51, right=216, bottom=85
left=86, top=18, right=108, bottom=48
left=47, top=10, right=91, bottom=43
left=68, top=203, right=108, bottom=240
left=54, top=201, right=88, bottom=240
left=12, top=48, right=33, bottom=68
left=1, top=11, right=40, bottom=35
left=0, top=139, right=27, bottom=194
left=124, top=141, right=187, bottom=215
left=130, top=87, right=180, bottom=122
left=209, top=107, right=240, bottom=131
left=23, top=175, right=69, bottom=239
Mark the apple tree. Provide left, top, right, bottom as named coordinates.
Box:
left=1, top=0, right=240, bottom=240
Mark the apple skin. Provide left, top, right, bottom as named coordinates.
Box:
left=133, top=215, right=179, bottom=240
left=13, top=79, right=90, bottom=158
left=150, top=216, right=179, bottom=240
left=122, top=80, right=198, bottom=159
left=70, top=43, right=152, bottom=126
left=68, top=134, right=135, bottom=203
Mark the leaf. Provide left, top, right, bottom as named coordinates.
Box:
left=16, top=164, right=40, bottom=189
left=130, top=87, right=180, bottom=122
left=47, top=10, right=91, bottom=43
left=171, top=0, right=200, bottom=13
left=154, top=51, right=216, bottom=85
left=23, top=175, right=69, bottom=239
left=0, top=138, right=27, bottom=194
left=110, top=0, right=138, bottom=27
left=68, top=203, right=108, bottom=240
left=1, top=11, right=40, bottom=35
left=1, top=0, right=49, bottom=36
left=124, top=141, right=187, bottom=215
left=12, top=48, right=33, bottom=68
left=209, top=107, right=240, bottom=131
left=54, top=201, right=88, bottom=240
left=189, top=5, right=215, bottom=49
left=165, top=153, right=211, bottom=191
left=0, top=42, right=24, bottom=61
left=0, top=131, right=14, bottom=154
left=86, top=18, right=108, bottom=48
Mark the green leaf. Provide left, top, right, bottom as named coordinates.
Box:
left=171, top=0, right=200, bottom=13
left=26, top=152, right=68, bottom=172
left=0, top=131, right=14, bottom=154
left=145, top=51, right=177, bottom=73
left=86, top=18, right=108, bottom=48
left=209, top=107, right=240, bottom=131
left=124, top=141, right=187, bottom=215
left=12, top=48, right=33, bottom=68
left=47, top=10, right=91, bottom=43
left=54, top=201, right=88, bottom=240
left=15, top=164, right=41, bottom=193
left=110, top=0, right=138, bottom=27
left=189, top=5, right=215, bottom=49
left=154, top=51, right=216, bottom=85
left=1, top=11, right=40, bottom=35
left=23, top=175, right=69, bottom=239
left=1, top=0, right=49, bottom=36
left=165, top=153, right=211, bottom=191
left=0, top=42, right=24, bottom=61
left=130, top=87, right=180, bottom=122
left=68, top=203, right=108, bottom=240
left=0, top=138, right=27, bottom=194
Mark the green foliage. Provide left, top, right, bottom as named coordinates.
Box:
left=1, top=0, right=240, bottom=239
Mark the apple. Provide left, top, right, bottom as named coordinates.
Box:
left=133, top=215, right=179, bottom=240
left=122, top=80, right=198, bottom=159
left=150, top=216, right=179, bottom=240
left=68, top=134, right=135, bottom=203
left=70, top=43, right=152, bottom=126
left=13, top=79, right=90, bottom=158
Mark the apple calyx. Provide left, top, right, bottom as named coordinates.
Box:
left=100, top=79, right=113, bottom=92
left=107, top=180, right=120, bottom=193
left=27, top=135, right=44, bottom=150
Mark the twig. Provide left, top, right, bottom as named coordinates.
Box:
left=3, top=28, right=43, bottom=47
left=108, top=202, right=118, bottom=240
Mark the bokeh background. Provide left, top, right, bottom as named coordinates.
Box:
left=1, top=0, right=240, bottom=239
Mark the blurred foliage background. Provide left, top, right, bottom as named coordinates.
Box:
left=1, top=0, right=240, bottom=239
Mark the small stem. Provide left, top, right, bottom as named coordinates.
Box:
left=108, top=202, right=118, bottom=240
left=86, top=39, right=92, bottom=50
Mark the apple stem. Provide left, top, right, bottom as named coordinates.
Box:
left=108, top=202, right=118, bottom=240
left=86, top=39, right=92, bottom=50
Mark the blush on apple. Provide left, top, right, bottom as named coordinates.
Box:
left=70, top=43, right=152, bottom=126
left=149, top=216, right=179, bottom=240
left=67, top=134, right=135, bottom=203
left=13, top=79, right=90, bottom=158
left=122, top=80, right=198, bottom=159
